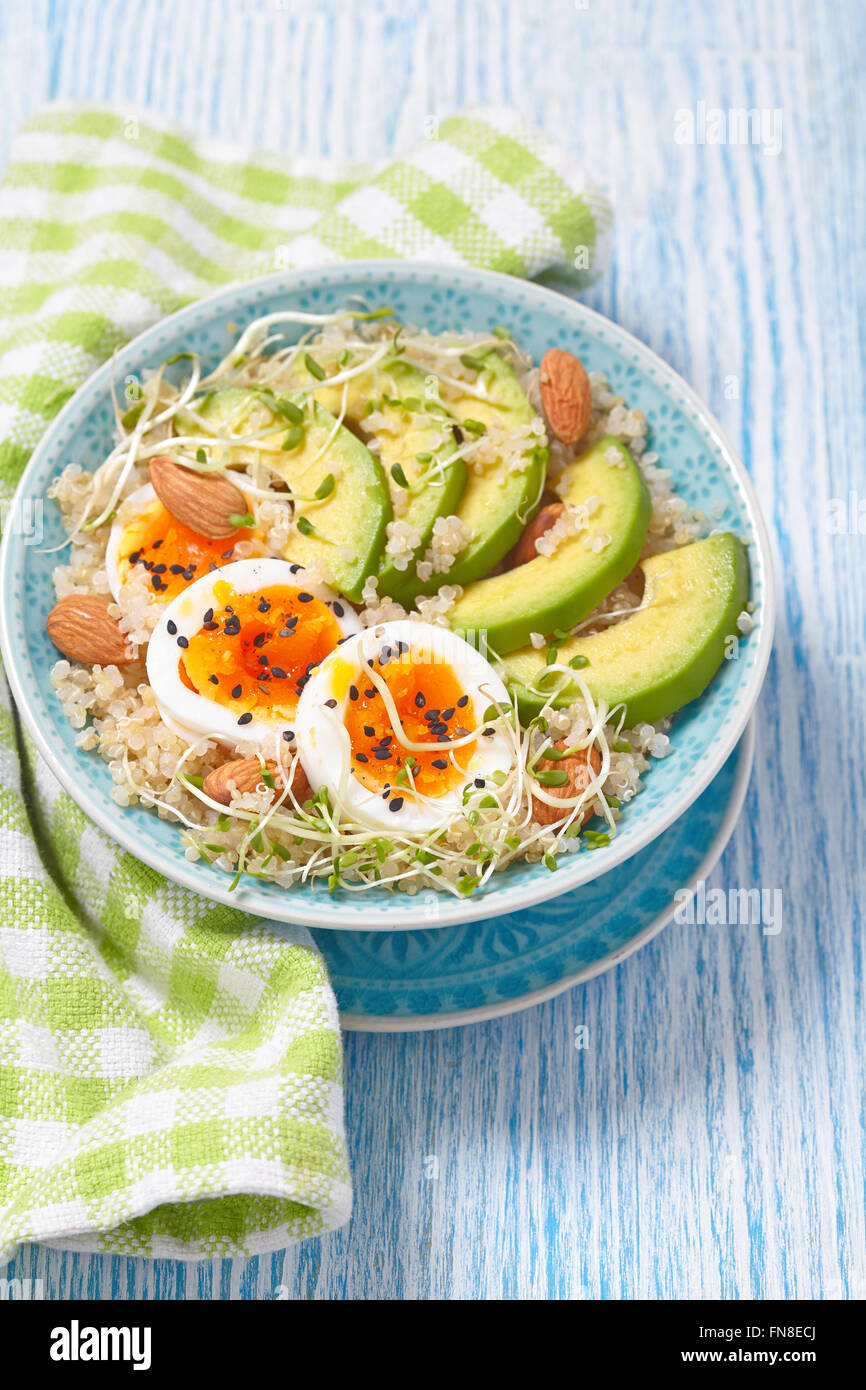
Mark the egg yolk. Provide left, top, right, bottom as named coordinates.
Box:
left=181, top=583, right=343, bottom=722
left=343, top=647, right=476, bottom=798
left=118, top=500, right=257, bottom=601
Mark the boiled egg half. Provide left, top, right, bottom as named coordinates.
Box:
left=146, top=557, right=360, bottom=749
left=295, top=619, right=514, bottom=831
left=106, top=482, right=264, bottom=603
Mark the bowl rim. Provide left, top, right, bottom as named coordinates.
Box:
left=0, top=260, right=775, bottom=930
left=335, top=718, right=756, bottom=1029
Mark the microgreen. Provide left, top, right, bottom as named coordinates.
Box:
left=303, top=352, right=326, bottom=381
left=281, top=425, right=304, bottom=451
left=534, top=768, right=568, bottom=787
left=275, top=396, right=304, bottom=424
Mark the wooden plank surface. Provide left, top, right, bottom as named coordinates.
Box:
left=0, top=0, right=862, bottom=1300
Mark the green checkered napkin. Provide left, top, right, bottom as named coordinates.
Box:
left=0, top=103, right=611, bottom=1261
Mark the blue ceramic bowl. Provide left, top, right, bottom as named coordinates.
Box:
left=0, top=262, right=774, bottom=930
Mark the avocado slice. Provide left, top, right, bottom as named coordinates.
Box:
left=297, top=345, right=546, bottom=603
left=397, top=348, right=547, bottom=601
left=501, top=533, right=750, bottom=725
left=178, top=388, right=391, bottom=602
left=312, top=360, right=467, bottom=599
left=447, top=437, right=651, bottom=655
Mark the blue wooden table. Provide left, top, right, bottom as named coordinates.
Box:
left=1, top=0, right=863, bottom=1300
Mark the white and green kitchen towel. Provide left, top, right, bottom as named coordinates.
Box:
left=0, top=103, right=611, bottom=1261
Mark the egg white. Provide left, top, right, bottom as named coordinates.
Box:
left=146, top=557, right=360, bottom=751
left=295, top=619, right=514, bottom=832
left=105, top=483, right=158, bottom=601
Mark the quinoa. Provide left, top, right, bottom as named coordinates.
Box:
left=45, top=314, right=709, bottom=899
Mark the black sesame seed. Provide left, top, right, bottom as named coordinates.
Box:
left=298, top=592, right=313, bottom=603
left=271, top=667, right=287, bottom=680
left=457, top=695, right=469, bottom=707
left=203, top=621, right=218, bottom=631
left=373, top=748, right=391, bottom=760
left=129, top=550, right=141, bottom=564
left=231, top=685, right=242, bottom=698
left=364, top=688, right=376, bottom=699
left=258, top=655, right=269, bottom=666
left=258, top=598, right=271, bottom=613
left=324, top=698, right=337, bottom=709
left=151, top=539, right=163, bottom=549
left=167, top=619, right=177, bottom=635
left=430, top=722, right=448, bottom=735
left=289, top=563, right=300, bottom=574
left=208, top=675, right=219, bottom=685
left=378, top=735, right=393, bottom=747
left=221, top=550, right=233, bottom=559
left=437, top=734, right=450, bottom=743
left=414, top=692, right=426, bottom=708
left=237, top=712, right=253, bottom=725
left=355, top=752, right=368, bottom=763
left=474, top=778, right=485, bottom=788
left=203, top=608, right=213, bottom=623
left=170, top=564, right=184, bottom=575
left=176, top=635, right=188, bottom=648
left=333, top=601, right=344, bottom=617
left=441, top=707, right=455, bottom=720
left=253, top=633, right=267, bottom=648
left=363, top=725, right=375, bottom=737
left=424, top=709, right=440, bottom=721
left=388, top=797, right=404, bottom=813
left=482, top=727, right=495, bottom=737
left=349, top=685, right=359, bottom=701
left=209, top=562, right=218, bottom=572
left=432, top=758, right=448, bottom=769
left=382, top=789, right=390, bottom=800
left=152, top=563, right=166, bottom=574
left=282, top=730, right=295, bottom=742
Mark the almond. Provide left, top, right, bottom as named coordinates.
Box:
left=508, top=502, right=564, bottom=568
left=202, top=757, right=310, bottom=807
left=539, top=348, right=592, bottom=445
left=46, top=594, right=137, bottom=666
left=531, top=741, right=602, bottom=828
left=149, top=455, right=248, bottom=539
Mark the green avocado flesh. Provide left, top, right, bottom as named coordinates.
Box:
left=312, top=360, right=467, bottom=600
left=309, top=346, right=545, bottom=604
left=501, top=533, right=751, bottom=725
left=399, top=349, right=547, bottom=601
left=180, top=388, right=391, bottom=602
left=448, top=437, right=651, bottom=655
